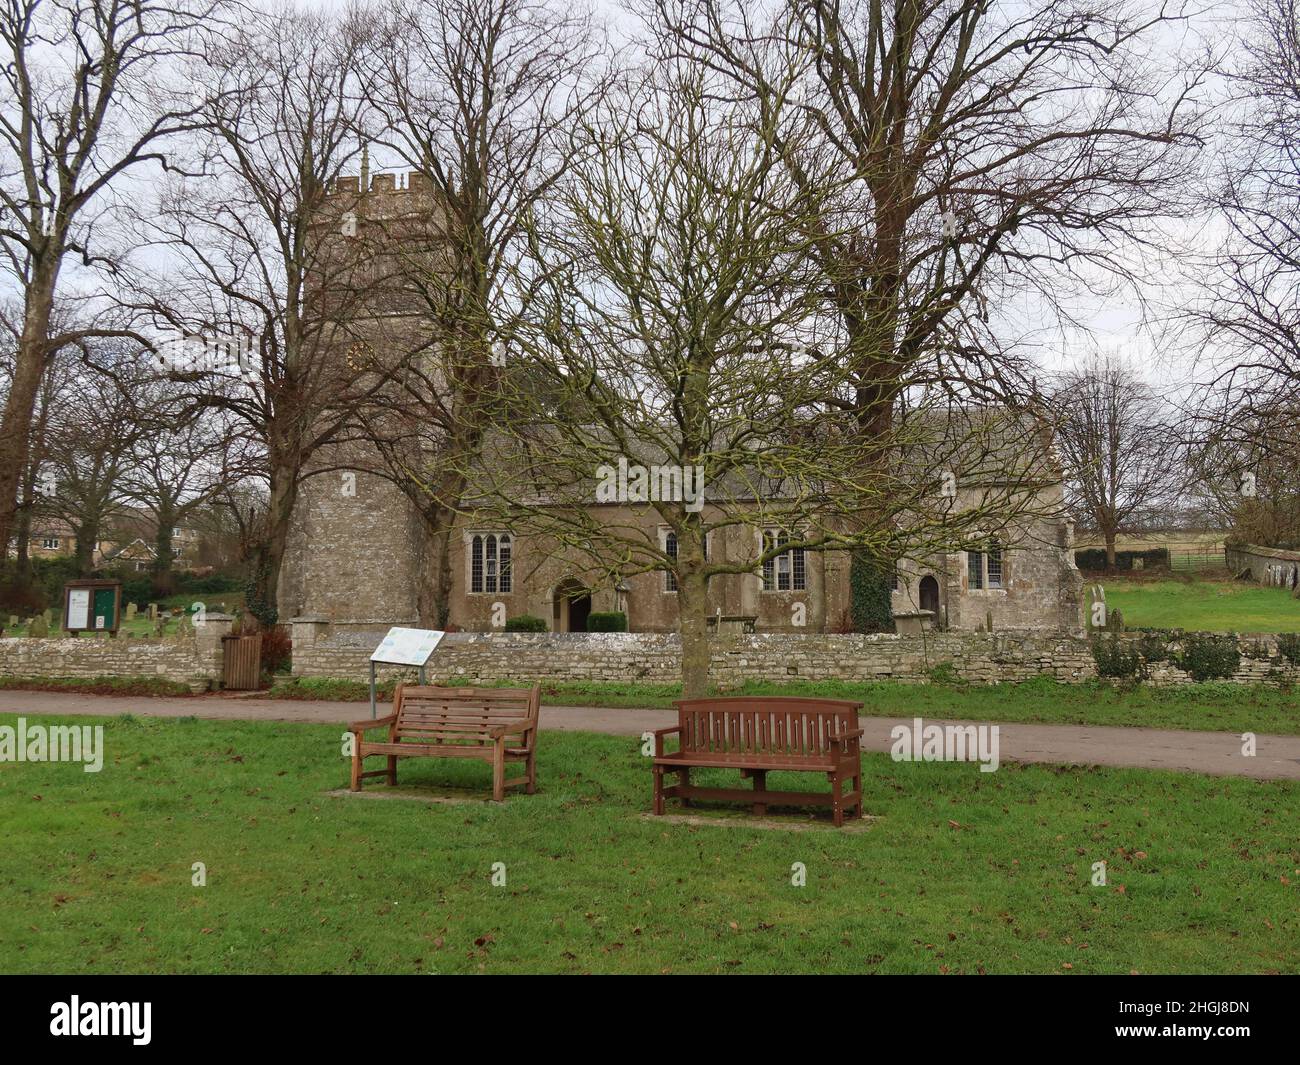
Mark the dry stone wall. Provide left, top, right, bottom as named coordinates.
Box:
left=0, top=635, right=224, bottom=691
left=291, top=628, right=1300, bottom=688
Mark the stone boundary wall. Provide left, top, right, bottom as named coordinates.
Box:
left=291, top=626, right=1300, bottom=688
left=0, top=617, right=233, bottom=692
left=1225, top=543, right=1300, bottom=593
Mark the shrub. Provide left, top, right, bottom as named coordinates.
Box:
left=1276, top=633, right=1300, bottom=667
left=586, top=611, right=628, bottom=632
left=504, top=614, right=548, bottom=633
left=175, top=572, right=241, bottom=595
left=1091, top=633, right=1141, bottom=678
left=0, top=579, right=47, bottom=615
left=1177, top=634, right=1241, bottom=682
left=928, top=661, right=962, bottom=686
left=260, top=625, right=292, bottom=675
left=1135, top=632, right=1170, bottom=663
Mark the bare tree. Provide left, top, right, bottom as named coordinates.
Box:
left=130, top=5, right=381, bottom=629
left=122, top=384, right=241, bottom=583
left=36, top=340, right=153, bottom=574
left=345, top=0, right=606, bottom=626
left=0, top=0, right=214, bottom=575
left=1054, top=356, right=1182, bottom=567
left=656, top=0, right=1206, bottom=435
left=1184, top=0, right=1300, bottom=492
left=490, top=56, right=1065, bottom=695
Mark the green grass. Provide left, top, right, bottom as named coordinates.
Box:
left=1101, top=578, right=1300, bottom=633
left=0, top=675, right=194, bottom=697
left=1, top=714, right=1295, bottom=974
left=271, top=674, right=1300, bottom=734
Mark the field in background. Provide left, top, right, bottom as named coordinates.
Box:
left=1100, top=578, right=1300, bottom=632
left=1075, top=530, right=1227, bottom=573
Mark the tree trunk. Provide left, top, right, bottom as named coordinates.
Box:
left=13, top=497, right=32, bottom=585
left=675, top=547, right=711, bottom=698
left=153, top=503, right=176, bottom=577
left=243, top=459, right=299, bottom=631
left=0, top=266, right=58, bottom=572
left=1105, top=535, right=1117, bottom=570
left=74, top=519, right=99, bottom=576
left=415, top=503, right=457, bottom=629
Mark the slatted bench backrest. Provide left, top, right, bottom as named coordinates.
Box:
left=394, top=685, right=540, bottom=746
left=673, top=697, right=863, bottom=761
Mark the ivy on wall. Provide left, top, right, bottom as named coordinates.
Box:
left=850, top=549, right=894, bottom=633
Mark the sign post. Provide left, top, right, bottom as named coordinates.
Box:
left=368, top=627, right=445, bottom=718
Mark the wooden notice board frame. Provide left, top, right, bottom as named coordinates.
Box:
left=62, top=579, right=123, bottom=635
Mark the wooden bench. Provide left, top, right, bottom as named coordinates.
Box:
left=651, top=697, right=864, bottom=826
left=349, top=683, right=541, bottom=801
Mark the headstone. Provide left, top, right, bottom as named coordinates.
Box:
left=42, top=608, right=52, bottom=625
left=126, top=602, right=137, bottom=619
left=148, top=603, right=158, bottom=620
left=7, top=615, right=16, bottom=628
left=28, top=616, right=49, bottom=638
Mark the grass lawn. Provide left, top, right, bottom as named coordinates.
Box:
left=1100, top=578, right=1300, bottom=633
left=1, top=714, right=1296, bottom=974
left=269, top=674, right=1300, bottom=735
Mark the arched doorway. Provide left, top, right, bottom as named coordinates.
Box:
left=552, top=578, right=592, bottom=632
left=919, top=575, right=940, bottom=618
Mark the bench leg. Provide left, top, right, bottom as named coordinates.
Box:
left=854, top=769, right=863, bottom=818
left=492, top=740, right=506, bottom=802
left=526, top=746, right=537, bottom=795
left=831, top=772, right=844, bottom=827
left=678, top=766, right=691, bottom=807
left=751, top=769, right=767, bottom=816
left=653, top=765, right=664, bottom=815
left=387, top=754, right=397, bottom=787
left=350, top=746, right=362, bottom=792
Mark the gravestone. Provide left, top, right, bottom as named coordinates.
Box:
left=29, top=616, right=49, bottom=638
left=7, top=615, right=16, bottom=628
left=42, top=608, right=52, bottom=625
left=126, top=602, right=137, bottom=620
left=148, top=603, right=158, bottom=620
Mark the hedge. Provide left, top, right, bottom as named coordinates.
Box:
left=1074, top=548, right=1170, bottom=572
left=586, top=612, right=628, bottom=632
left=504, top=614, right=548, bottom=632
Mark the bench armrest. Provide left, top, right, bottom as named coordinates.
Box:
left=828, top=729, right=864, bottom=745
left=349, top=713, right=398, bottom=733
left=487, top=718, right=538, bottom=740
left=652, top=725, right=681, bottom=757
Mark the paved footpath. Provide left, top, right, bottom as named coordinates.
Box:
left=2, top=689, right=1298, bottom=780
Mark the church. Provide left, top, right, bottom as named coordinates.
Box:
left=277, top=171, right=1084, bottom=637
